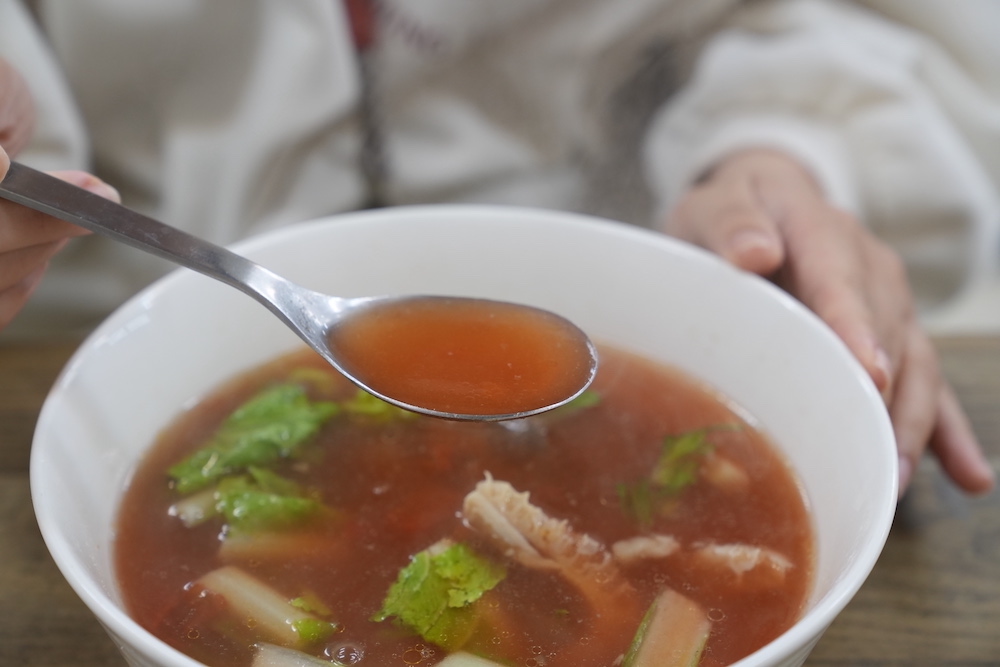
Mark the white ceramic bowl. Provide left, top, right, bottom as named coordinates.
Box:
left=31, top=205, right=896, bottom=667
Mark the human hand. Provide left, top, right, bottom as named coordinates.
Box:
left=0, top=58, right=119, bottom=331
left=663, top=148, right=996, bottom=497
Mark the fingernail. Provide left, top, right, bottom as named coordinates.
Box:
left=83, top=178, right=121, bottom=202
left=897, top=455, right=912, bottom=498
left=975, top=459, right=996, bottom=494
left=724, top=230, right=781, bottom=274
left=726, top=229, right=774, bottom=256
left=872, top=346, right=893, bottom=395
left=61, top=172, right=121, bottom=202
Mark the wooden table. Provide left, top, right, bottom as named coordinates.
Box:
left=2, top=337, right=998, bottom=666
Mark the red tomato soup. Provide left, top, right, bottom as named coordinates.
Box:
left=326, top=297, right=596, bottom=417
left=115, top=345, right=814, bottom=667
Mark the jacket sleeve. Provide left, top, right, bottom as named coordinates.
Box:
left=0, top=0, right=88, bottom=170
left=643, top=0, right=1000, bottom=322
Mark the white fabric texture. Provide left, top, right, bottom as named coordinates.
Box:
left=644, top=0, right=1000, bottom=331
left=2, top=0, right=998, bottom=336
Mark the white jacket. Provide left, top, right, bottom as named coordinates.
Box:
left=2, top=0, right=998, bottom=336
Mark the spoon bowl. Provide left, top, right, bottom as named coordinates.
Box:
left=0, top=162, right=597, bottom=419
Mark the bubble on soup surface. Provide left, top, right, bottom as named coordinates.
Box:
left=325, top=641, right=365, bottom=664
left=401, top=644, right=435, bottom=664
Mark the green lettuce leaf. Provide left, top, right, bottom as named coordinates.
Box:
left=554, top=389, right=601, bottom=414
left=619, top=426, right=739, bottom=528
left=531, top=389, right=601, bottom=424
left=373, top=541, right=506, bottom=650
left=342, top=389, right=418, bottom=421
left=168, top=383, right=338, bottom=493
left=214, top=467, right=322, bottom=532
left=291, top=618, right=341, bottom=644
left=649, top=430, right=713, bottom=494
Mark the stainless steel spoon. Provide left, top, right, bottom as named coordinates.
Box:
left=0, top=161, right=597, bottom=421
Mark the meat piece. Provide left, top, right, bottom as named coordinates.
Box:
left=611, top=534, right=680, bottom=565
left=461, top=475, right=633, bottom=606
left=700, top=452, right=750, bottom=493
left=693, top=542, right=793, bottom=589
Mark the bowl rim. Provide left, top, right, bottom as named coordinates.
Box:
left=30, top=203, right=897, bottom=667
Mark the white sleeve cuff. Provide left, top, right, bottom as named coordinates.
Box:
left=645, top=113, right=860, bottom=222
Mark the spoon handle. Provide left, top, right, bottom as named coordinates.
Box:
left=0, top=161, right=291, bottom=312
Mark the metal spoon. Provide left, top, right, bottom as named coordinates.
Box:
left=0, top=161, right=597, bottom=421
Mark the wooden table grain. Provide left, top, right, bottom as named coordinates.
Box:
left=2, top=336, right=998, bottom=666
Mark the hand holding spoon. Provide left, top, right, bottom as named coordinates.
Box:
left=0, top=162, right=597, bottom=420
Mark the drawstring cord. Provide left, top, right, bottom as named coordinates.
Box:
left=342, top=0, right=388, bottom=208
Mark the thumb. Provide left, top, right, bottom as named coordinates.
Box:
left=667, top=181, right=785, bottom=277
left=717, top=213, right=784, bottom=276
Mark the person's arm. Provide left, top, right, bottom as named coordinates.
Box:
left=0, top=58, right=117, bottom=331
left=644, top=0, right=1000, bottom=496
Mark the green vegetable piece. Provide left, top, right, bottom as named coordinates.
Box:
left=557, top=389, right=601, bottom=413
left=650, top=430, right=713, bottom=494
left=291, top=618, right=341, bottom=644
left=168, top=383, right=338, bottom=493
left=622, top=588, right=711, bottom=667
left=342, top=389, right=417, bottom=421
left=619, top=426, right=740, bottom=528
left=168, top=487, right=220, bottom=527
left=617, top=479, right=656, bottom=530
left=288, top=367, right=339, bottom=395
left=290, top=592, right=333, bottom=617
left=433, top=542, right=506, bottom=608
left=533, top=389, right=601, bottom=423
left=373, top=541, right=506, bottom=651
left=197, top=566, right=336, bottom=649
left=246, top=465, right=304, bottom=495
left=215, top=470, right=320, bottom=532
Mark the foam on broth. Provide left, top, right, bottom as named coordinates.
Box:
left=115, top=345, right=814, bottom=667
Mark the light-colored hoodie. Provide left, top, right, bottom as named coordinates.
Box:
left=2, top=0, right=998, bottom=336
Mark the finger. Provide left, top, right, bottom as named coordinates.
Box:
left=0, top=263, right=47, bottom=331
left=0, top=239, right=68, bottom=291
left=803, top=279, right=895, bottom=398
left=667, top=181, right=785, bottom=276
left=49, top=170, right=121, bottom=202
left=0, top=171, right=117, bottom=252
left=929, top=384, right=996, bottom=495
left=772, top=207, right=895, bottom=396
left=856, top=243, right=913, bottom=385
left=0, top=58, right=36, bottom=156
left=887, top=328, right=942, bottom=496
left=0, top=206, right=91, bottom=252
